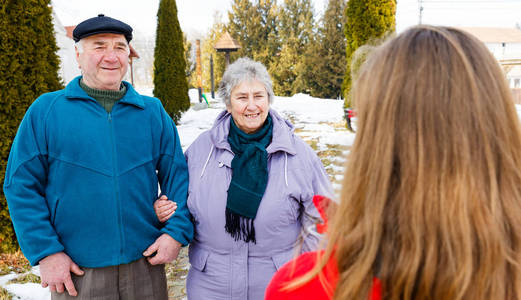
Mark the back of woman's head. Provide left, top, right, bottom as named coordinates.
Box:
left=331, top=25, right=521, bottom=299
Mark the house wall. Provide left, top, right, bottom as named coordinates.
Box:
left=486, top=42, right=521, bottom=58
left=52, top=11, right=81, bottom=85
left=508, top=66, right=521, bottom=89
left=512, top=88, right=521, bottom=104
left=484, top=41, right=521, bottom=89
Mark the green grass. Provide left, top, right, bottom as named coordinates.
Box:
left=7, top=273, right=40, bottom=284
left=320, top=158, right=332, bottom=169
left=303, top=138, right=319, bottom=151
left=0, top=286, right=13, bottom=300
left=165, top=247, right=189, bottom=300
left=0, top=251, right=31, bottom=275
left=0, top=266, right=10, bottom=277
left=317, top=148, right=344, bottom=159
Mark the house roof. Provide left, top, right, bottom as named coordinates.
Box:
left=458, top=27, right=521, bottom=43
left=64, top=25, right=139, bottom=58
left=65, top=26, right=75, bottom=40
left=214, top=31, right=241, bottom=51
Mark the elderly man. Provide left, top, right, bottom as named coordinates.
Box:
left=3, top=15, right=192, bottom=299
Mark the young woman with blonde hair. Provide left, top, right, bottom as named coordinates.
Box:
left=266, top=25, right=521, bottom=299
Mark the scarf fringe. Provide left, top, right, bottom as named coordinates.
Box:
left=225, top=208, right=256, bottom=243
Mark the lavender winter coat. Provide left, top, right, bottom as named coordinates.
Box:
left=185, top=109, right=333, bottom=300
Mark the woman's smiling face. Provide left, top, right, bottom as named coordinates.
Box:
left=227, top=80, right=270, bottom=134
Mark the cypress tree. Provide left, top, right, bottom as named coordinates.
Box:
left=153, top=0, right=189, bottom=123
left=343, top=0, right=396, bottom=107
left=0, top=0, right=63, bottom=252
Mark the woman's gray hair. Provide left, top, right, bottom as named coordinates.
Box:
left=218, top=57, right=275, bottom=106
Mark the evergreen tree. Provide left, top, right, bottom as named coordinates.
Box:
left=228, top=0, right=280, bottom=67
left=343, top=0, right=396, bottom=107
left=270, top=0, right=315, bottom=96
left=250, top=0, right=280, bottom=67
left=301, top=0, right=346, bottom=99
left=228, top=0, right=255, bottom=59
left=297, top=34, right=321, bottom=96
left=269, top=41, right=301, bottom=96
left=279, top=0, right=314, bottom=46
left=153, top=0, right=190, bottom=123
left=0, top=0, right=63, bottom=252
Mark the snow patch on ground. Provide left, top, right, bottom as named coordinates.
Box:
left=272, top=96, right=345, bottom=124
left=0, top=269, right=49, bottom=300
left=4, top=283, right=50, bottom=300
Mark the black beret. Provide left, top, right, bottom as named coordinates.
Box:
left=73, top=14, right=133, bottom=42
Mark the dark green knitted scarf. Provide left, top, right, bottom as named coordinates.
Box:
left=225, top=114, right=273, bottom=243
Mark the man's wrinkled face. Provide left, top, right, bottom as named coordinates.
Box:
left=75, top=33, right=129, bottom=91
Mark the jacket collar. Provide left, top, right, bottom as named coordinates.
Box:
left=64, top=76, right=145, bottom=109
left=209, top=108, right=297, bottom=155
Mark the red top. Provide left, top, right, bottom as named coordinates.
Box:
left=265, top=195, right=382, bottom=299
left=265, top=251, right=382, bottom=300
left=312, top=195, right=330, bottom=234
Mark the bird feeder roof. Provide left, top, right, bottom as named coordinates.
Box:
left=214, top=31, right=241, bottom=52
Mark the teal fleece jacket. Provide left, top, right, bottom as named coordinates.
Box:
left=3, top=77, right=193, bottom=267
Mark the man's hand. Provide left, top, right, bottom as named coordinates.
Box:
left=39, top=252, right=84, bottom=296
left=143, top=233, right=182, bottom=265
left=154, top=195, right=177, bottom=223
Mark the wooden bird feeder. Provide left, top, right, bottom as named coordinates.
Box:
left=214, top=31, right=241, bottom=66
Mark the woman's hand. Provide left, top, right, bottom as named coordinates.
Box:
left=154, top=195, right=177, bottom=222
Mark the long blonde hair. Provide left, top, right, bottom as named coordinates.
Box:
left=291, top=25, right=521, bottom=299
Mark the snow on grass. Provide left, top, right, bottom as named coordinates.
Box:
left=4, top=282, right=50, bottom=300
left=176, top=90, right=355, bottom=155
left=273, top=94, right=345, bottom=124
left=177, top=103, right=223, bottom=150
left=0, top=270, right=48, bottom=300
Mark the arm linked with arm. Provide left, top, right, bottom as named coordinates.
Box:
left=156, top=109, right=193, bottom=246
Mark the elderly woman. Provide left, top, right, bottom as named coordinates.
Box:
left=155, top=57, right=332, bottom=299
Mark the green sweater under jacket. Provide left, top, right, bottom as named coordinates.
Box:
left=79, top=79, right=126, bottom=113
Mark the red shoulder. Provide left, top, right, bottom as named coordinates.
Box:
left=370, top=277, right=383, bottom=300
left=265, top=251, right=337, bottom=300
left=265, top=251, right=383, bottom=300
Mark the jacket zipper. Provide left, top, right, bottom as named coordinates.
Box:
left=108, top=111, right=125, bottom=257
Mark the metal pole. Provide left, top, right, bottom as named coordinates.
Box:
left=418, top=0, right=424, bottom=25
left=210, top=54, right=215, bottom=99
left=196, top=39, right=202, bottom=103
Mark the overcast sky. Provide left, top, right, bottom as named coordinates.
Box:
left=51, top=0, right=521, bottom=40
